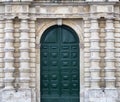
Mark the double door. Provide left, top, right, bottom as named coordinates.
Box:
left=40, top=25, right=79, bottom=102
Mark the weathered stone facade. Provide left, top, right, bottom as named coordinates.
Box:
left=0, top=0, right=120, bottom=102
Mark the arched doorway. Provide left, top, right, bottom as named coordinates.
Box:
left=40, top=25, right=79, bottom=102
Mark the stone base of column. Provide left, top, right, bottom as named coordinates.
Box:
left=0, top=88, right=36, bottom=102
left=85, top=89, right=118, bottom=102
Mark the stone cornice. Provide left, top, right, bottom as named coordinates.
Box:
left=0, top=9, right=119, bottom=19
left=0, top=1, right=119, bottom=19
left=29, top=12, right=117, bottom=19
left=87, top=1, right=117, bottom=5
left=0, top=1, right=118, bottom=6
left=3, top=1, right=32, bottom=5
left=31, top=1, right=119, bottom=6
left=31, top=1, right=88, bottom=6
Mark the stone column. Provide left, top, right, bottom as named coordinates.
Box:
left=4, top=19, right=14, bottom=89
left=90, top=18, right=101, bottom=88
left=19, top=19, right=30, bottom=89
left=105, top=19, right=116, bottom=89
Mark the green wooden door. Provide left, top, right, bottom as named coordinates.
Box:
left=40, top=25, right=79, bottom=102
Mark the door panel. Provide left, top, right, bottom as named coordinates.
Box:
left=40, top=25, right=79, bottom=102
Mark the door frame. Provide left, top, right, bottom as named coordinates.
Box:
left=36, top=20, right=84, bottom=102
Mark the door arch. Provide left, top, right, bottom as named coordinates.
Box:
left=40, top=25, right=79, bottom=102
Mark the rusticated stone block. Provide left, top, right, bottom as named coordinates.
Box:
left=30, top=48, right=35, bottom=53
left=84, top=58, right=90, bottom=63
left=0, top=53, right=4, bottom=58
left=84, top=63, right=90, bottom=68
left=30, top=63, right=36, bottom=68
left=29, top=83, right=35, bottom=88
left=30, top=58, right=36, bottom=63
left=84, top=43, right=90, bottom=47
left=30, top=53, right=36, bottom=58
left=30, top=43, right=35, bottom=48
left=29, top=33, right=35, bottom=38
left=30, top=73, right=36, bottom=78
left=84, top=53, right=90, bottom=57
left=84, top=48, right=90, bottom=53
left=30, top=38, right=35, bottom=43
left=84, top=83, right=90, bottom=87
left=84, top=38, right=90, bottom=43
left=30, top=68, right=35, bottom=73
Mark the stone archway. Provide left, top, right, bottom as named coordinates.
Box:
left=36, top=20, right=84, bottom=102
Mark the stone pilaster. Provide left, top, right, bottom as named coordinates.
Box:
left=115, top=19, right=120, bottom=87
left=105, top=19, right=116, bottom=89
left=13, top=18, right=20, bottom=91
left=19, top=19, right=30, bottom=89
left=0, top=20, right=4, bottom=88
left=84, top=18, right=91, bottom=88
left=90, top=18, right=101, bottom=89
left=99, top=19, right=106, bottom=88
left=4, top=19, right=15, bottom=89
left=29, top=19, right=36, bottom=88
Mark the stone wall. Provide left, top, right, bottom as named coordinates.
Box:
left=0, top=1, right=119, bottom=102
